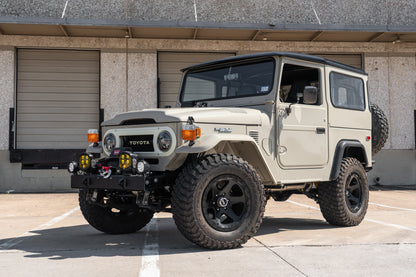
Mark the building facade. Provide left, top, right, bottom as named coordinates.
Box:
left=0, top=0, right=415, bottom=191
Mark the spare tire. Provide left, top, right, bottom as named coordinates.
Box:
left=370, top=103, right=389, bottom=155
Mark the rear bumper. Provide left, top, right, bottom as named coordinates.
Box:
left=71, top=174, right=146, bottom=191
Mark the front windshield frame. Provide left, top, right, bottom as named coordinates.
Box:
left=179, top=57, right=276, bottom=106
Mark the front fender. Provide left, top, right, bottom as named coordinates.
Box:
left=175, top=134, right=257, bottom=154
left=175, top=134, right=275, bottom=184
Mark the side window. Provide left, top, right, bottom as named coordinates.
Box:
left=330, top=72, right=365, bottom=110
left=279, top=64, right=320, bottom=105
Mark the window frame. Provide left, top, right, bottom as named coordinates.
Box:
left=179, top=58, right=276, bottom=106
left=278, top=62, right=323, bottom=106
left=329, top=71, right=366, bottom=111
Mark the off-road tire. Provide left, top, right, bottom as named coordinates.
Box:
left=370, top=103, right=389, bottom=155
left=318, top=158, right=369, bottom=226
left=171, top=154, right=265, bottom=249
left=79, top=189, right=154, bottom=234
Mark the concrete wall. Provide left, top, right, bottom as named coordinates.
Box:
left=0, top=35, right=415, bottom=191
left=1, top=0, right=415, bottom=27
left=365, top=53, right=416, bottom=150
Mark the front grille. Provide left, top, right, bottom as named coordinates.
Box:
left=121, top=135, right=154, bottom=152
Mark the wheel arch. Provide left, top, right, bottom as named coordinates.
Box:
left=175, top=134, right=275, bottom=184
left=330, top=140, right=368, bottom=180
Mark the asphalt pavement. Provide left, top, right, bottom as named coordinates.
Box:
left=0, top=187, right=415, bottom=277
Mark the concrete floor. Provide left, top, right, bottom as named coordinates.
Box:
left=0, top=188, right=415, bottom=277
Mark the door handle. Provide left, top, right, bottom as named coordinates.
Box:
left=316, top=127, right=326, bottom=134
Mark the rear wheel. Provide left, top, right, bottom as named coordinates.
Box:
left=79, top=189, right=154, bottom=234
left=172, top=154, right=265, bottom=249
left=318, top=158, right=369, bottom=226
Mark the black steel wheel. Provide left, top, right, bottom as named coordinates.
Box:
left=79, top=189, right=154, bottom=234
left=172, top=154, right=265, bottom=249
left=201, top=174, right=248, bottom=232
left=318, top=158, right=369, bottom=226
left=345, top=172, right=363, bottom=213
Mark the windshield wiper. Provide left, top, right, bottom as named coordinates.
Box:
left=193, top=101, right=208, bottom=107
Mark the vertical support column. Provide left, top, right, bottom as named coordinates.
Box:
left=0, top=48, right=14, bottom=151
left=100, top=51, right=127, bottom=121
left=127, top=52, right=158, bottom=111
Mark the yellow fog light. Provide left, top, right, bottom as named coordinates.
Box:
left=119, top=153, right=132, bottom=170
left=79, top=153, right=92, bottom=170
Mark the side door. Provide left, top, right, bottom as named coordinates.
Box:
left=277, top=60, right=328, bottom=168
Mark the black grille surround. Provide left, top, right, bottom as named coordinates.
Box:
left=121, top=135, right=154, bottom=152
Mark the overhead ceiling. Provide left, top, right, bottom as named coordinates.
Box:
left=0, top=23, right=415, bottom=43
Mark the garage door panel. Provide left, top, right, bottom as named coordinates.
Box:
left=18, top=72, right=99, bottom=81
left=18, top=107, right=98, bottom=115
left=19, top=80, right=99, bottom=89
left=18, top=50, right=99, bottom=61
left=18, top=121, right=98, bottom=129
left=17, top=101, right=97, bottom=108
left=18, top=86, right=99, bottom=94
left=18, top=93, right=99, bottom=101
left=17, top=113, right=99, bottom=122
left=315, top=54, right=362, bottom=69
left=158, top=52, right=234, bottom=108
left=16, top=49, right=100, bottom=149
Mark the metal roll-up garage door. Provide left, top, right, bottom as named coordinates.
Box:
left=315, top=54, right=363, bottom=69
left=158, top=52, right=235, bottom=108
left=15, top=49, right=100, bottom=166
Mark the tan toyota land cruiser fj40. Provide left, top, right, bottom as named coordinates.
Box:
left=69, top=52, right=388, bottom=249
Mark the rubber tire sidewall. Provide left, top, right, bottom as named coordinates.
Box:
left=192, top=164, right=261, bottom=241
left=172, top=154, right=265, bottom=249
left=319, top=158, right=369, bottom=227
left=79, top=189, right=154, bottom=234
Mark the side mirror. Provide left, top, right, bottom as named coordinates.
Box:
left=303, top=86, right=318, bottom=104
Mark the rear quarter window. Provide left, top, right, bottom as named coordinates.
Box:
left=330, top=72, right=365, bottom=111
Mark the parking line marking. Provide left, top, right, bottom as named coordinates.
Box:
left=287, top=200, right=416, bottom=232
left=369, top=202, right=416, bottom=212
left=287, top=200, right=320, bottom=211
left=139, top=215, right=160, bottom=277
left=364, top=218, right=416, bottom=232
left=0, top=206, right=79, bottom=251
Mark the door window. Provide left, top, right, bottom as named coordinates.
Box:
left=279, top=64, right=320, bottom=105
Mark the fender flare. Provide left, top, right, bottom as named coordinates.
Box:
left=330, top=140, right=368, bottom=180
left=175, top=134, right=275, bottom=183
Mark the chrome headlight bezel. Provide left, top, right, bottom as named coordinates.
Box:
left=103, top=133, right=116, bottom=154
left=157, top=131, right=172, bottom=152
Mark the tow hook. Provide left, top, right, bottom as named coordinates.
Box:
left=100, top=166, right=112, bottom=178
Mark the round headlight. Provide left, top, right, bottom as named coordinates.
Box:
left=103, top=133, right=116, bottom=154
left=157, top=131, right=172, bottom=152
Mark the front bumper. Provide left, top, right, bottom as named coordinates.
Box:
left=71, top=174, right=146, bottom=191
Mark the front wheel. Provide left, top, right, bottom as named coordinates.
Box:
left=172, top=154, right=265, bottom=249
left=79, top=189, right=154, bottom=234
left=318, top=158, right=369, bottom=226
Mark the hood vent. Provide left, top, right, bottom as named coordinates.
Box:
left=249, top=131, right=259, bottom=144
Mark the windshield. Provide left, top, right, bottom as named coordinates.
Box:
left=180, top=58, right=275, bottom=106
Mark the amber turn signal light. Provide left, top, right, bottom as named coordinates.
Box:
left=88, top=129, right=99, bottom=143
left=182, top=125, right=201, bottom=141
